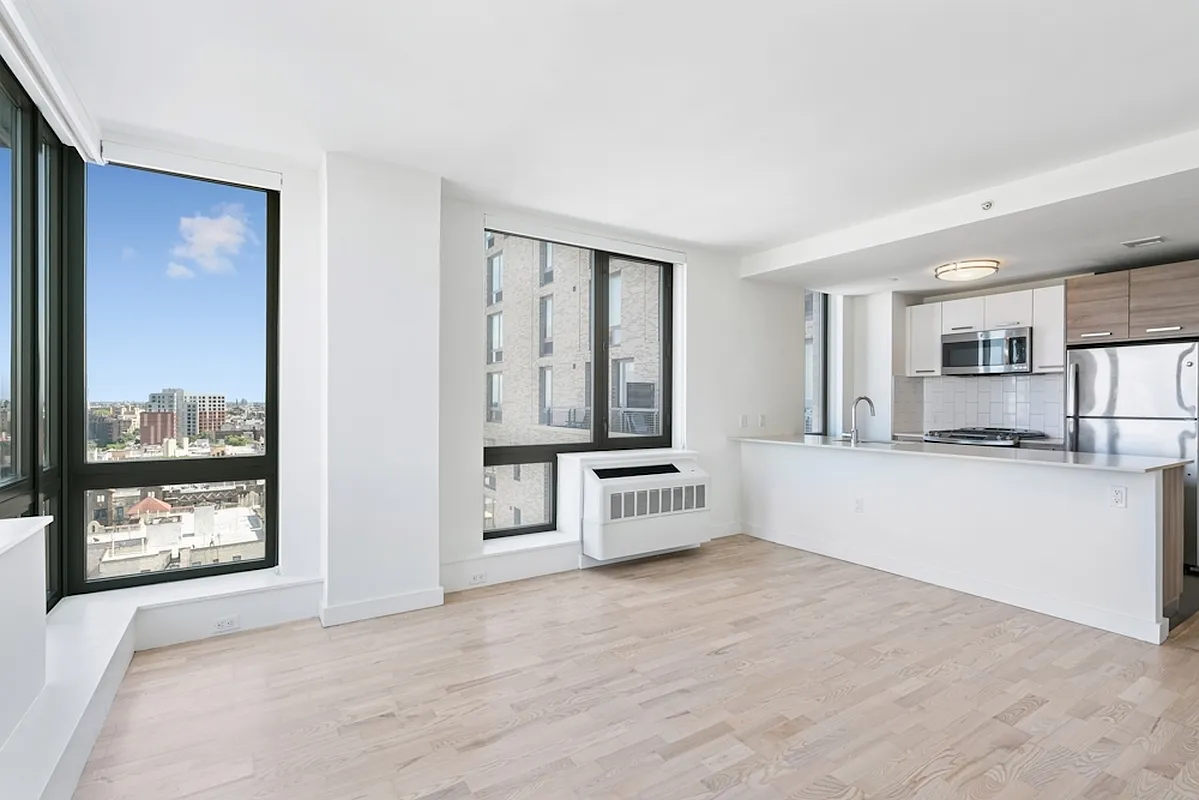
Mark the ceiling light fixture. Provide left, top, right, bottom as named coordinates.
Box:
left=934, top=259, right=1000, bottom=282
left=1121, top=235, right=1166, bottom=249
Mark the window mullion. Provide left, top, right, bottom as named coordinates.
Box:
left=593, top=251, right=610, bottom=449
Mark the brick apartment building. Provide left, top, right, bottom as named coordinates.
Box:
left=482, top=232, right=662, bottom=532
left=139, top=411, right=177, bottom=446
left=148, top=388, right=227, bottom=439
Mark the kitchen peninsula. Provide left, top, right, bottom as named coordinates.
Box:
left=738, top=435, right=1187, bottom=644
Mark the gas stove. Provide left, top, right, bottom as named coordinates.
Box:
left=922, top=427, right=1050, bottom=447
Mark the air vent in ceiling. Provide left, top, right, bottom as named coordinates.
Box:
left=1121, top=235, right=1166, bottom=249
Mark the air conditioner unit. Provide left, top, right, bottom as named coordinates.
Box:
left=582, top=456, right=711, bottom=561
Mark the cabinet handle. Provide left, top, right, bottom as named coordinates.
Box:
left=1079, top=331, right=1111, bottom=338
left=915, top=369, right=936, bottom=374
left=950, top=325, right=973, bottom=331
left=994, top=321, right=1021, bottom=328
left=1036, top=364, right=1063, bottom=370
left=1146, top=326, right=1183, bottom=333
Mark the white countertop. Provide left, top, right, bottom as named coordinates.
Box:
left=733, top=435, right=1188, bottom=474
left=0, top=516, right=52, bottom=559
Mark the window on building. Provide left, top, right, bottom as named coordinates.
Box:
left=804, top=290, right=828, bottom=435
left=485, top=231, right=495, bottom=250
left=483, top=496, right=496, bottom=530
left=486, top=372, right=503, bottom=423
left=486, top=252, right=503, bottom=304
left=481, top=230, right=672, bottom=539
left=71, top=164, right=279, bottom=589
left=512, top=507, right=522, bottom=526
left=609, top=270, right=622, bottom=345
left=483, top=466, right=496, bottom=490
left=486, top=312, right=503, bottom=364
left=539, top=295, right=553, bottom=356
left=539, top=366, right=552, bottom=425
left=540, top=241, right=553, bottom=286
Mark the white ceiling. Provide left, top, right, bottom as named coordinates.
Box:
left=24, top=0, right=1199, bottom=251
left=760, top=166, right=1199, bottom=296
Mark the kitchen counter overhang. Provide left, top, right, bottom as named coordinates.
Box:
left=737, top=435, right=1186, bottom=644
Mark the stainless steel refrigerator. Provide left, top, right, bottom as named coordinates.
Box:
left=1068, top=341, right=1199, bottom=566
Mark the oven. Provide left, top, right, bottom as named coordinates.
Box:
left=941, top=327, right=1032, bottom=375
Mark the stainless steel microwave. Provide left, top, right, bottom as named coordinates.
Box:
left=941, top=327, right=1032, bottom=375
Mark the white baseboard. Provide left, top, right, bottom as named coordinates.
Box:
left=137, top=579, right=322, bottom=650
left=319, top=587, right=444, bottom=627
left=746, top=524, right=1167, bottom=645
left=711, top=520, right=742, bottom=538
left=443, top=541, right=578, bottom=593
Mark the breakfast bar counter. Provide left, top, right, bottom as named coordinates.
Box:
left=736, top=435, right=1187, bottom=644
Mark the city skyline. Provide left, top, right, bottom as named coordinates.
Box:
left=87, top=164, right=268, bottom=402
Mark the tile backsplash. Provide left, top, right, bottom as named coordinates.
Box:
left=921, top=374, right=1064, bottom=438
left=892, top=376, right=925, bottom=434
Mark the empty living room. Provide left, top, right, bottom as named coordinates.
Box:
left=5, top=2, right=1199, bottom=799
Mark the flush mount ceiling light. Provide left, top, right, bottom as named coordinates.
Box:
left=934, top=259, right=1000, bottom=282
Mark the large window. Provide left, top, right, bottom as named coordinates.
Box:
left=482, top=231, right=672, bottom=538
left=67, top=164, right=278, bottom=590
left=804, top=290, right=828, bottom=435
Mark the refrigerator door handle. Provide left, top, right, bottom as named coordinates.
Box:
left=1068, top=361, right=1080, bottom=451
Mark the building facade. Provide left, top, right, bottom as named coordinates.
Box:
left=139, top=411, right=177, bottom=447
left=148, top=388, right=227, bottom=438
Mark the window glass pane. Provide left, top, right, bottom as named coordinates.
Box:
left=0, top=91, right=18, bottom=482
left=607, top=258, right=664, bottom=439
left=84, top=479, right=267, bottom=581
left=38, top=141, right=53, bottom=467
left=85, top=166, right=267, bottom=462
left=483, top=231, right=592, bottom=444
left=483, top=462, right=550, bottom=532
left=804, top=291, right=826, bottom=434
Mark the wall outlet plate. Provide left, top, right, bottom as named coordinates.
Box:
left=213, top=614, right=241, bottom=634
left=853, top=498, right=865, bottom=514
left=758, top=414, right=767, bottom=428
left=739, top=415, right=748, bottom=428
left=1110, top=486, right=1128, bottom=509
left=469, top=572, right=487, bottom=586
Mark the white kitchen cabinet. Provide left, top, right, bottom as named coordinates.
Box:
left=907, top=303, right=942, bottom=376
left=984, top=290, right=1033, bottom=330
left=940, top=297, right=985, bottom=334
left=1032, top=284, right=1066, bottom=373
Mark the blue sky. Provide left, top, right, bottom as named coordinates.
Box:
left=86, top=165, right=267, bottom=402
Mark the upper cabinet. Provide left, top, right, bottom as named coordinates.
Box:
left=906, top=303, right=942, bottom=377
left=984, top=290, right=1033, bottom=330
left=1066, top=272, right=1129, bottom=344
left=1032, top=285, right=1065, bottom=373
left=940, top=297, right=985, bottom=334
left=1128, top=260, right=1199, bottom=341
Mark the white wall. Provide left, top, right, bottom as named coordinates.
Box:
left=321, top=153, right=444, bottom=623
left=849, top=292, right=897, bottom=441
left=0, top=522, right=46, bottom=748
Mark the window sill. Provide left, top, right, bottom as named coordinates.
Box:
left=482, top=529, right=576, bottom=556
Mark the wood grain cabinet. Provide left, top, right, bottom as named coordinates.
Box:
left=1129, top=260, right=1199, bottom=341
left=1066, top=272, right=1129, bottom=344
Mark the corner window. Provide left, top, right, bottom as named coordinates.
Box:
left=73, top=164, right=278, bottom=588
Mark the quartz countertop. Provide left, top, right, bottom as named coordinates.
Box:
left=733, top=435, right=1187, bottom=474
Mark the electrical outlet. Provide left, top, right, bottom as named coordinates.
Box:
left=469, top=572, right=487, bottom=586
left=853, top=497, right=865, bottom=514
left=213, top=614, right=241, bottom=634
left=758, top=414, right=766, bottom=428
left=1110, top=486, right=1128, bottom=509
left=739, top=414, right=748, bottom=428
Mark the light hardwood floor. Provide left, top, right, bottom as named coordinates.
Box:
left=75, top=535, right=1199, bottom=800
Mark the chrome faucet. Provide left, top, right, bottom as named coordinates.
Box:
left=850, top=395, right=876, bottom=445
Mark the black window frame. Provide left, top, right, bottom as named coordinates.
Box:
left=483, top=233, right=673, bottom=540
left=63, top=164, right=280, bottom=595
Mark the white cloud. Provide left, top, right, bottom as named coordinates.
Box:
left=121, top=246, right=137, bottom=261
left=171, top=203, right=250, bottom=274
left=166, top=262, right=195, bottom=280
